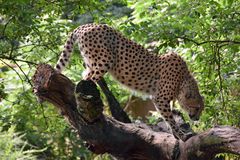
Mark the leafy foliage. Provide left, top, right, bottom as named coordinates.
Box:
left=0, top=125, right=45, bottom=160
left=0, top=0, right=239, bottom=159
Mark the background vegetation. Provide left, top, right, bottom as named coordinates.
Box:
left=0, top=0, right=239, bottom=159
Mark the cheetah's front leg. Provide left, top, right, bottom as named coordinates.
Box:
left=153, top=97, right=185, bottom=140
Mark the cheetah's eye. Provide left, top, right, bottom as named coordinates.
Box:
left=194, top=107, right=199, bottom=111
left=185, top=93, right=191, bottom=99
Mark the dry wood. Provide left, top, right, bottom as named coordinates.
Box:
left=32, top=64, right=240, bottom=160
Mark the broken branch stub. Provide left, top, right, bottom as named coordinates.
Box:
left=75, top=80, right=103, bottom=123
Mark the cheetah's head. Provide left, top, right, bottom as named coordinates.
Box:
left=177, top=75, right=204, bottom=121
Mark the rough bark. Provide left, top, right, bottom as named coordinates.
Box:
left=97, top=79, right=131, bottom=123
left=32, top=64, right=240, bottom=160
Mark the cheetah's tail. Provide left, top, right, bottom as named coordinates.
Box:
left=55, top=31, right=77, bottom=73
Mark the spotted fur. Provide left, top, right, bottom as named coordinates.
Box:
left=55, top=23, right=204, bottom=140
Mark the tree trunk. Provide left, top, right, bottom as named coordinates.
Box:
left=32, top=64, right=240, bottom=160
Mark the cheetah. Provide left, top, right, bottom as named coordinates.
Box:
left=55, top=23, right=204, bottom=140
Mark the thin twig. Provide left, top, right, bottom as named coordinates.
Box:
left=1, top=42, right=58, bottom=55
left=177, top=36, right=240, bottom=46
left=40, top=103, right=49, bottom=129
left=215, top=45, right=226, bottom=110
left=0, top=59, right=24, bottom=87
left=1, top=16, right=14, bottom=37
left=0, top=55, right=37, bottom=65
left=12, top=60, right=33, bottom=87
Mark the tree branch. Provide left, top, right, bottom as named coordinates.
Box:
left=97, top=78, right=131, bottom=123
left=32, top=64, right=240, bottom=160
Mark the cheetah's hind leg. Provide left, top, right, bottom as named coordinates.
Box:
left=82, top=48, right=114, bottom=83
left=82, top=67, right=93, bottom=80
